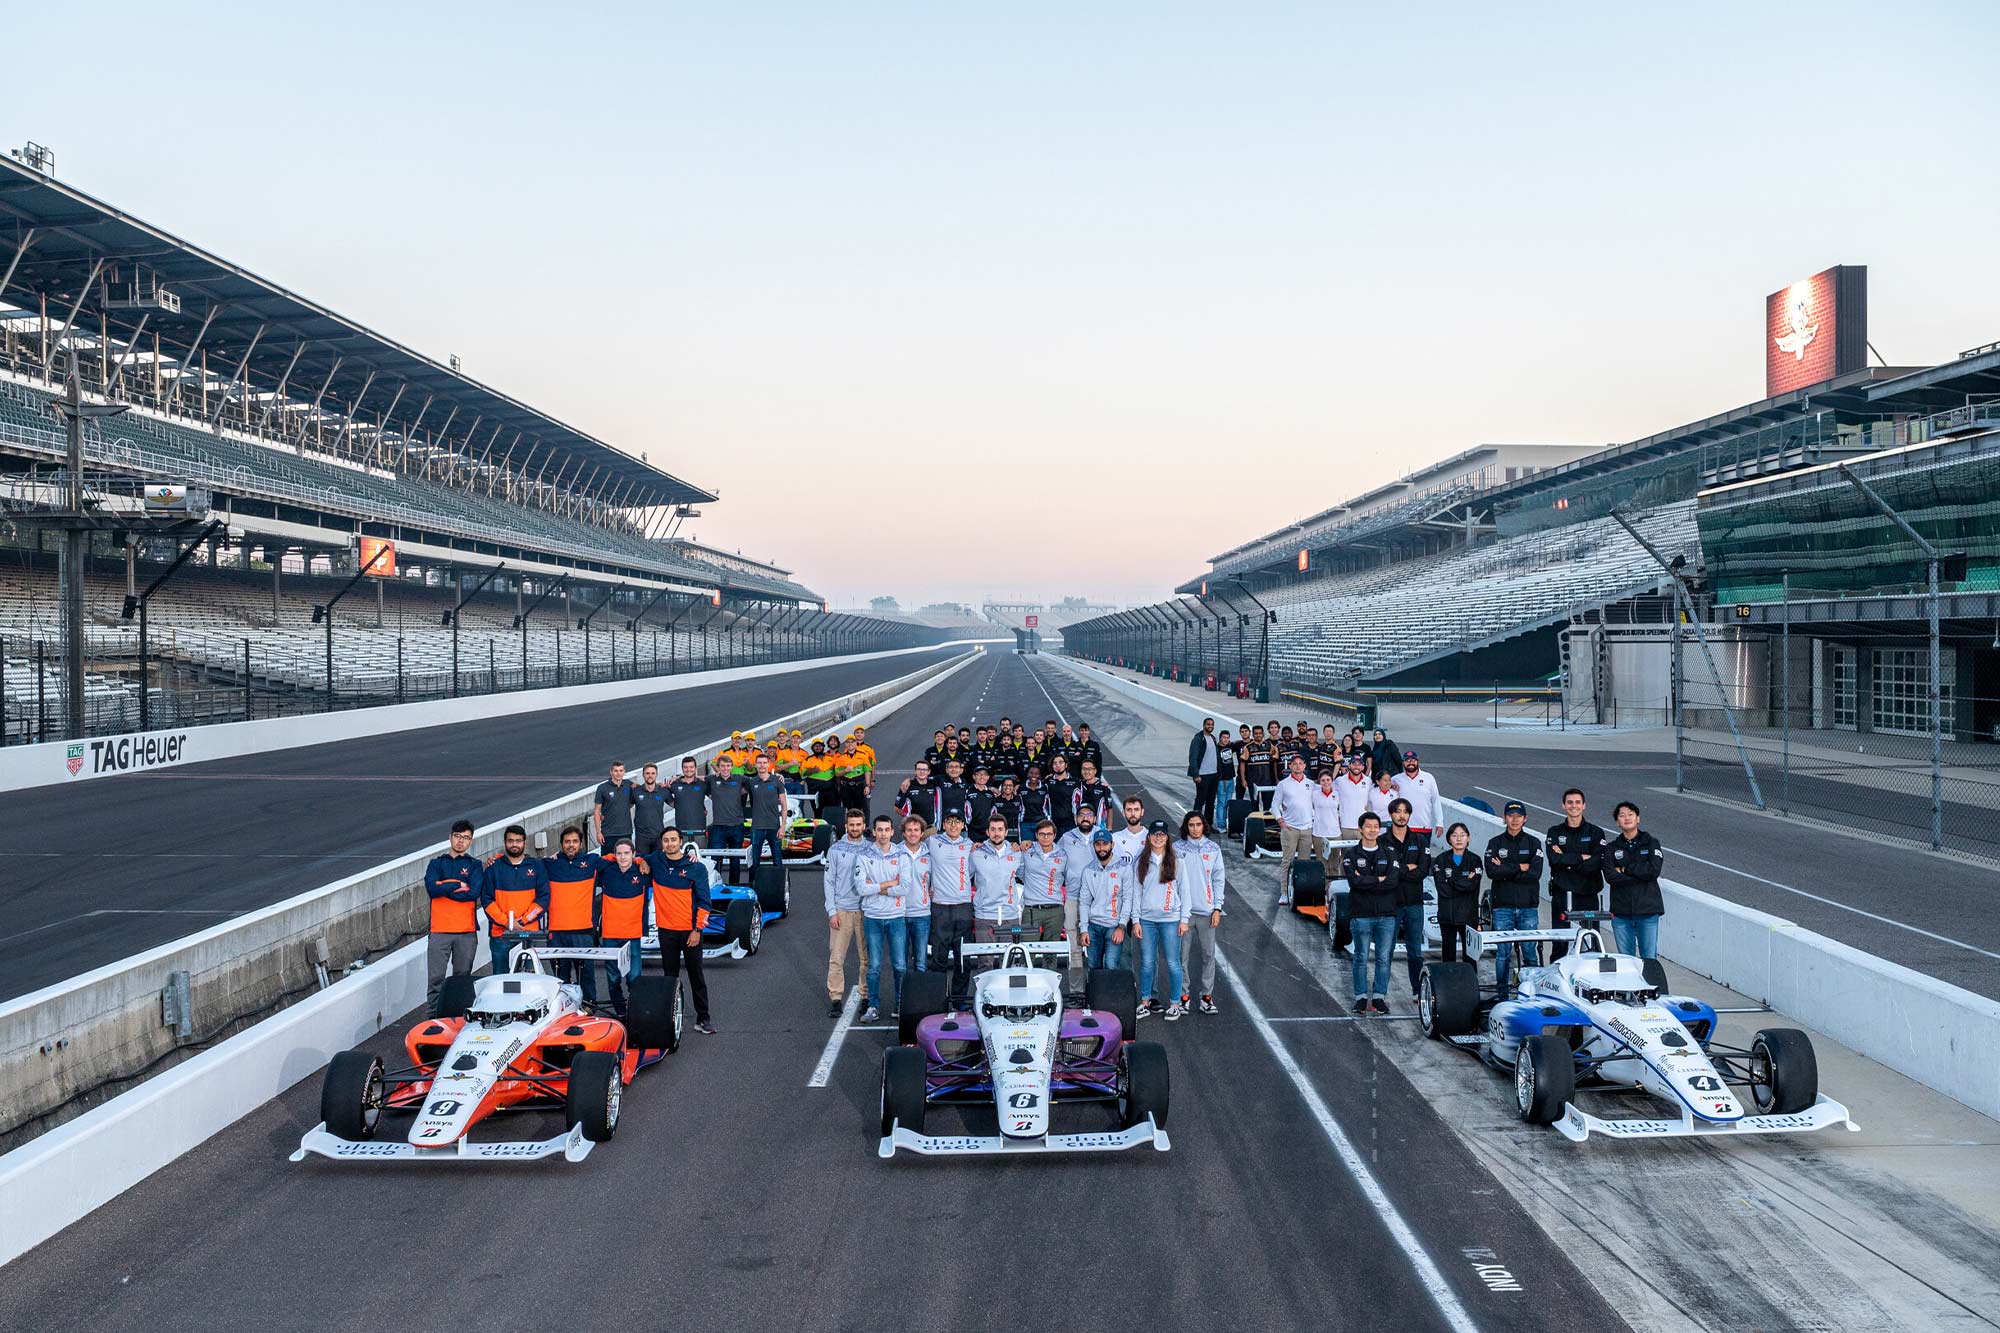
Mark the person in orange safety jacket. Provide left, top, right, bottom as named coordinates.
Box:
left=543, top=825, right=603, bottom=1000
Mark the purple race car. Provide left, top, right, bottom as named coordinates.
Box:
left=877, top=940, right=1171, bottom=1157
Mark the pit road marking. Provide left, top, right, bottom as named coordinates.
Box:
left=807, top=986, right=863, bottom=1087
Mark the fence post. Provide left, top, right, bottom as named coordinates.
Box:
left=1491, top=681, right=1499, bottom=729
left=242, top=637, right=252, bottom=722
left=397, top=637, right=405, bottom=704
left=37, top=639, right=48, bottom=742
left=1780, top=572, right=1791, bottom=815
left=489, top=638, right=496, bottom=694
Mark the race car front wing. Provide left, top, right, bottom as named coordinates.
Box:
left=290, top=1122, right=596, bottom=1163
left=878, top=1115, right=1170, bottom=1158
left=1553, top=1094, right=1858, bottom=1144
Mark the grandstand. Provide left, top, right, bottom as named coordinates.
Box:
left=0, top=155, right=928, bottom=741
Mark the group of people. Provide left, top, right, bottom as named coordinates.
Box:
left=1184, top=715, right=1417, bottom=827
left=817, top=713, right=1227, bottom=1025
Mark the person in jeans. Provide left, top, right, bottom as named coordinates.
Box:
left=1186, top=716, right=1223, bottom=825
left=855, top=815, right=908, bottom=1022
left=649, top=827, right=716, bottom=1035
left=705, top=756, right=748, bottom=885
left=1212, top=730, right=1237, bottom=829
left=1018, top=820, right=1067, bottom=942
left=1383, top=798, right=1431, bottom=997
left=1485, top=800, right=1546, bottom=992
left=1343, top=812, right=1401, bottom=1014
left=1126, top=820, right=1190, bottom=1021
left=925, top=811, right=975, bottom=991
left=1175, top=811, right=1226, bottom=1014
left=743, top=754, right=790, bottom=880
left=896, top=815, right=933, bottom=977
left=1429, top=822, right=1483, bottom=964
left=1055, top=804, right=1104, bottom=969
left=1603, top=801, right=1666, bottom=959
left=423, top=819, right=485, bottom=1015
left=1270, top=755, right=1317, bottom=906
left=1074, top=826, right=1130, bottom=970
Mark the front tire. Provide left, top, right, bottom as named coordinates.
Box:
left=1420, top=961, right=1480, bottom=1039
left=623, top=976, right=683, bottom=1053
left=566, top=1049, right=623, bottom=1142
left=434, top=974, right=477, bottom=1020
left=898, top=971, right=951, bottom=1046
left=1121, top=1040, right=1170, bottom=1128
left=1750, top=1028, right=1818, bottom=1114
left=725, top=898, right=760, bottom=955
left=1515, top=1032, right=1575, bottom=1124
left=1085, top=968, right=1139, bottom=1044
left=880, top=1046, right=927, bottom=1137
left=321, top=1050, right=385, bottom=1141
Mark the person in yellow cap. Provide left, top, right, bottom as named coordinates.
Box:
left=802, top=738, right=836, bottom=810
left=850, top=726, right=877, bottom=772
left=777, top=732, right=807, bottom=793
left=718, top=731, right=749, bottom=774
left=832, top=737, right=867, bottom=817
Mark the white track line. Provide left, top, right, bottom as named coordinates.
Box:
left=807, top=986, right=863, bottom=1087
left=1475, top=787, right=2000, bottom=961
left=1216, top=953, right=1480, bottom=1333
left=1020, top=654, right=1068, bottom=728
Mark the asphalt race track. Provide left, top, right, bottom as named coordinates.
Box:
left=0, top=652, right=1628, bottom=1333
left=0, top=647, right=960, bottom=1000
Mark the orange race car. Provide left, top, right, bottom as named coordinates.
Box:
left=291, top=947, right=679, bottom=1164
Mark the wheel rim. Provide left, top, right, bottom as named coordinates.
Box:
left=1418, top=974, right=1434, bottom=1030
left=605, top=1063, right=622, bottom=1129
left=362, top=1062, right=384, bottom=1133
left=750, top=911, right=762, bottom=950
left=1750, top=1042, right=1774, bottom=1111
left=673, top=984, right=685, bottom=1044
left=1515, top=1047, right=1534, bottom=1113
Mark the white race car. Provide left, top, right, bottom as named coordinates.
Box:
left=877, top=941, right=1171, bottom=1158
left=1421, top=920, right=1859, bottom=1142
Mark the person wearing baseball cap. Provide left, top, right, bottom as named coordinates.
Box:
left=1072, top=824, right=1130, bottom=971
left=1486, top=800, right=1545, bottom=991
left=1391, top=750, right=1442, bottom=844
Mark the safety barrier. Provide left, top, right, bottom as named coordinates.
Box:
left=1044, top=654, right=1244, bottom=733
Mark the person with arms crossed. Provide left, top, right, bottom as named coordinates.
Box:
left=1384, top=798, right=1431, bottom=999
left=1603, top=801, right=1666, bottom=960
left=1430, top=822, right=1483, bottom=965
left=1343, top=813, right=1401, bottom=1014
left=424, top=819, right=485, bottom=1015
left=1544, top=787, right=1606, bottom=962
left=1485, top=800, right=1546, bottom=992
left=1186, top=716, right=1223, bottom=825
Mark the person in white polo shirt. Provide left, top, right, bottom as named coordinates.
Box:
left=1270, top=755, right=1317, bottom=906
left=1390, top=750, right=1442, bottom=845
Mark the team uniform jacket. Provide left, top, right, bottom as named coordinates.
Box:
left=1018, top=844, right=1067, bottom=907
left=666, top=776, right=710, bottom=832
left=1365, top=783, right=1402, bottom=824
left=1073, top=738, right=1104, bottom=773
left=962, top=783, right=997, bottom=832
left=1343, top=842, right=1402, bottom=918
left=630, top=783, right=670, bottom=844
left=1484, top=829, right=1546, bottom=910
left=1126, top=855, right=1189, bottom=926
left=542, top=851, right=601, bottom=933
left=992, top=796, right=1028, bottom=838
left=1175, top=836, right=1226, bottom=914
left=593, top=859, right=652, bottom=940
left=1545, top=818, right=1608, bottom=903
left=1045, top=774, right=1082, bottom=825
left=822, top=836, right=870, bottom=916
left=1070, top=780, right=1116, bottom=826
left=1072, top=855, right=1130, bottom=928
left=424, top=852, right=486, bottom=933
left=1332, top=772, right=1372, bottom=829
left=706, top=774, right=749, bottom=828
left=1055, top=826, right=1101, bottom=890
left=648, top=850, right=713, bottom=937
left=1016, top=784, right=1054, bottom=829
left=969, top=841, right=1024, bottom=920
left=479, top=856, right=548, bottom=936
left=1110, top=824, right=1149, bottom=865
left=1430, top=850, right=1483, bottom=928
left=1384, top=829, right=1431, bottom=909
left=853, top=843, right=906, bottom=920
left=924, top=831, right=975, bottom=906
left=593, top=778, right=635, bottom=842
left=897, top=780, right=944, bottom=828
left=896, top=842, right=933, bottom=918
left=1603, top=830, right=1666, bottom=918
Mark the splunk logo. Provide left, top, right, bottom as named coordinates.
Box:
left=67, top=732, right=190, bottom=778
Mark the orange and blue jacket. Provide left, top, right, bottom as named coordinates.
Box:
left=543, top=851, right=601, bottom=933
left=480, top=855, right=549, bottom=937
left=648, top=850, right=713, bottom=935
left=425, top=852, right=485, bottom=933
left=595, top=858, right=652, bottom=941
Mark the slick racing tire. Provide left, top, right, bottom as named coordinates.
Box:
left=810, top=822, right=834, bottom=857
left=1289, top=858, right=1327, bottom=909
left=880, top=1045, right=927, bottom=1137
left=1085, top=968, right=1139, bottom=1044
left=1750, top=1028, right=1818, bottom=1115
left=1514, top=1033, right=1575, bottom=1125
left=434, top=974, right=477, bottom=1021
left=623, top=976, right=683, bottom=1054
left=754, top=863, right=790, bottom=918
left=566, top=1049, right=622, bottom=1142
left=726, top=898, right=760, bottom=955
left=1121, top=1040, right=1170, bottom=1129
left=321, top=1049, right=385, bottom=1141
left=1419, top=961, right=1481, bottom=1040
left=899, top=971, right=951, bottom=1047
left=1641, top=958, right=1670, bottom=993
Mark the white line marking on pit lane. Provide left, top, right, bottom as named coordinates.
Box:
left=1266, top=1014, right=1421, bottom=1022
left=1475, top=787, right=2000, bottom=962
left=807, top=986, right=864, bottom=1088
left=1020, top=655, right=1068, bottom=728
left=1216, top=952, right=1481, bottom=1333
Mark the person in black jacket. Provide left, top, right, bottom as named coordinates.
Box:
left=1430, top=822, right=1482, bottom=964
left=1187, top=717, right=1223, bottom=824
left=1384, top=798, right=1431, bottom=996
left=1045, top=754, right=1081, bottom=835
left=1604, top=801, right=1666, bottom=959
left=1213, top=731, right=1238, bottom=828
left=1544, top=787, right=1606, bottom=962
left=1484, top=801, right=1545, bottom=991
left=1369, top=728, right=1401, bottom=779
left=1344, top=812, right=1401, bottom=1014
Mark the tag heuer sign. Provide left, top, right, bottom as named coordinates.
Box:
left=66, top=743, right=85, bottom=776
left=143, top=484, right=189, bottom=515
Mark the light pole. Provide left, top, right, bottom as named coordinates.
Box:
left=442, top=562, right=506, bottom=697
left=312, top=540, right=393, bottom=711
left=121, top=518, right=224, bottom=733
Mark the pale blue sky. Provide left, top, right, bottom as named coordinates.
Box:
left=9, top=3, right=1998, bottom=605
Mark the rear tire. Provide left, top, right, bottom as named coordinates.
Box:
left=809, top=822, right=833, bottom=856
left=1085, top=968, right=1139, bottom=1043
left=898, top=971, right=951, bottom=1046
left=623, top=976, right=683, bottom=1053
left=1290, top=858, right=1327, bottom=908
left=1641, top=958, right=1670, bottom=992
left=1514, top=1032, right=1575, bottom=1125
left=434, top=973, right=477, bottom=1020
left=321, top=1049, right=385, bottom=1141
left=1121, top=1040, right=1170, bottom=1128
left=880, top=1045, right=927, bottom=1137
left=1420, top=961, right=1480, bottom=1039
left=1750, top=1028, right=1818, bottom=1114
left=726, top=898, right=759, bottom=954
left=565, top=1049, right=622, bottom=1142
left=755, top=863, right=789, bottom=917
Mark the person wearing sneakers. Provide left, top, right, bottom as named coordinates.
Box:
left=1270, top=755, right=1317, bottom=906
left=1074, top=826, right=1130, bottom=969
left=822, top=808, right=872, bottom=1019
left=1175, top=811, right=1226, bottom=1015
left=854, top=815, right=907, bottom=1023
left=1127, top=820, right=1190, bottom=1021
left=1343, top=812, right=1402, bottom=1014
left=897, top=815, right=933, bottom=976
left=925, top=810, right=976, bottom=987
left=1055, top=803, right=1104, bottom=969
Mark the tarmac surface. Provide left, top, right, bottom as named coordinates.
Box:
left=0, top=651, right=1627, bottom=1333
left=0, top=647, right=961, bottom=1000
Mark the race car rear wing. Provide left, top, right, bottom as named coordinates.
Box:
left=513, top=946, right=631, bottom=969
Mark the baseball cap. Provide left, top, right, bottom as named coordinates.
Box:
left=730, top=730, right=744, bottom=740
left=1347, top=754, right=1365, bottom=765
left=1091, top=827, right=1114, bottom=844
left=1147, top=819, right=1170, bottom=834
left=1403, top=750, right=1418, bottom=760
left=1503, top=800, right=1527, bottom=816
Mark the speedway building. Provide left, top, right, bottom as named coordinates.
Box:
left=1064, top=265, right=2000, bottom=751
left=0, top=152, right=931, bottom=742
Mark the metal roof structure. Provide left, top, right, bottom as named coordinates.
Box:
left=0, top=155, right=713, bottom=509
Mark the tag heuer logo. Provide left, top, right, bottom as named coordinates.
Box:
left=66, top=743, right=85, bottom=776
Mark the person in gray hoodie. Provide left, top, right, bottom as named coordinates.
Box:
left=1055, top=804, right=1105, bottom=968
left=822, top=808, right=871, bottom=1019
left=1018, top=820, right=1068, bottom=944
left=969, top=814, right=1026, bottom=941
left=1175, top=811, right=1226, bottom=1015
left=1127, top=820, right=1191, bottom=1021
left=924, top=811, right=976, bottom=994
left=854, top=815, right=908, bottom=1022
left=1073, top=825, right=1131, bottom=970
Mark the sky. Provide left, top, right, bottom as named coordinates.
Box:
left=8, top=3, right=1999, bottom=607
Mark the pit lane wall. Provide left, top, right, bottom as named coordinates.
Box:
left=1045, top=655, right=1999, bottom=1122
left=0, top=643, right=948, bottom=794
left=0, top=650, right=981, bottom=1156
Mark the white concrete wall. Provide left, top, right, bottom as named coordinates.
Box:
left=1046, top=654, right=1243, bottom=733
left=0, top=644, right=943, bottom=794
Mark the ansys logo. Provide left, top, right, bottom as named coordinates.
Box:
left=66, top=743, right=84, bottom=776
left=1774, top=281, right=1818, bottom=360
